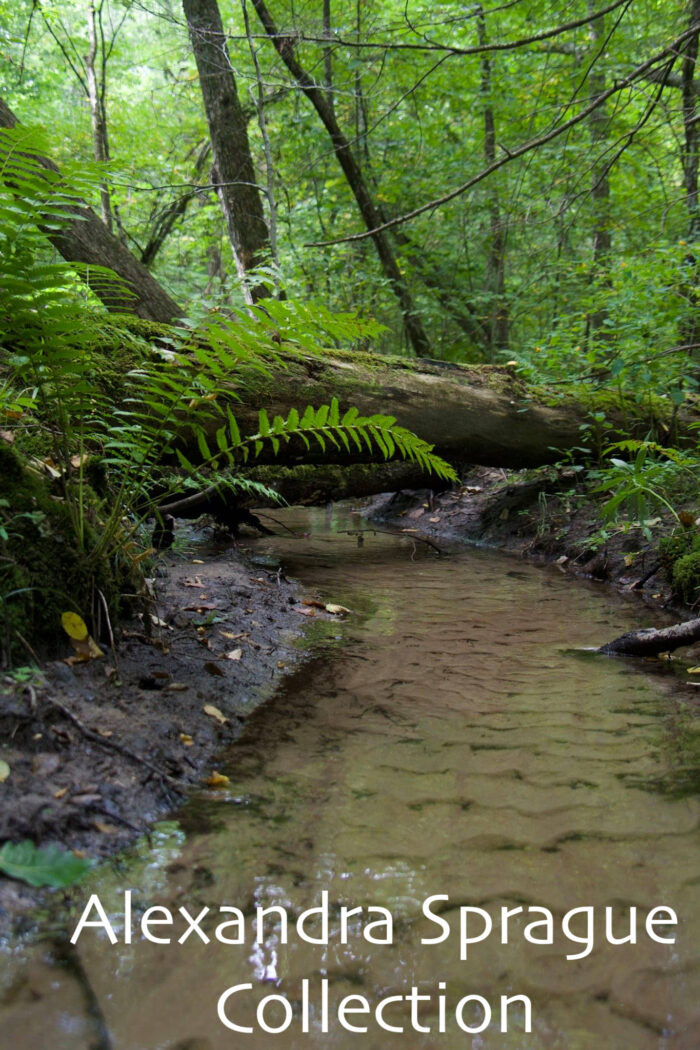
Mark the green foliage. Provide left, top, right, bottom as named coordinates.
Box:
left=0, top=123, right=455, bottom=653
left=658, top=528, right=700, bottom=604
left=588, top=440, right=697, bottom=539
left=0, top=839, right=91, bottom=888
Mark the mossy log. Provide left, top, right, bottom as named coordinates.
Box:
left=189, top=349, right=687, bottom=479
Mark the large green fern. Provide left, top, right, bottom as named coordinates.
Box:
left=0, top=122, right=456, bottom=645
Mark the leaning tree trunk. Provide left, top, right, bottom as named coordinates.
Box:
left=183, top=0, right=272, bottom=304
left=0, top=97, right=182, bottom=324
left=249, top=0, right=432, bottom=357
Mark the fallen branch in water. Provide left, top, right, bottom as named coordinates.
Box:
left=598, top=618, right=700, bottom=656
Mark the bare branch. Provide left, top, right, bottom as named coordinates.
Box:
left=307, top=23, right=700, bottom=247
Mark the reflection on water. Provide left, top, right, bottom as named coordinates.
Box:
left=0, top=507, right=698, bottom=1049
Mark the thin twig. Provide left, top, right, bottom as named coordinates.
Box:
left=96, top=588, right=120, bottom=679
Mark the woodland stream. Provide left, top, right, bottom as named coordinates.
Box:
left=0, top=507, right=698, bottom=1050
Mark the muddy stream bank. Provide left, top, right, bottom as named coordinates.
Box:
left=0, top=505, right=698, bottom=1049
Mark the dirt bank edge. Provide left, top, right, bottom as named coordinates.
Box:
left=0, top=530, right=313, bottom=931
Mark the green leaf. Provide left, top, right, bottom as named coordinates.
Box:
left=0, top=840, right=91, bottom=888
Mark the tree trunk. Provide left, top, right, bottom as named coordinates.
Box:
left=478, top=9, right=509, bottom=356
left=586, top=1, right=612, bottom=338
left=249, top=0, right=432, bottom=357
left=86, top=0, right=113, bottom=231
left=682, top=0, right=700, bottom=239
left=183, top=0, right=271, bottom=304
left=0, top=97, right=183, bottom=324
left=186, top=348, right=688, bottom=475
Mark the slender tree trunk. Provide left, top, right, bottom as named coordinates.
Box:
left=183, top=0, right=271, bottom=304
left=241, top=0, right=283, bottom=296
left=0, top=97, right=182, bottom=323
left=587, top=1, right=612, bottom=338
left=478, top=8, right=508, bottom=356
left=680, top=0, right=700, bottom=362
left=249, top=0, right=432, bottom=357
left=86, top=0, right=113, bottom=231
left=682, top=0, right=700, bottom=239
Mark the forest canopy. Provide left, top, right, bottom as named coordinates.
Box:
left=1, top=0, right=696, bottom=378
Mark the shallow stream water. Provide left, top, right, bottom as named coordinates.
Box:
left=0, top=508, right=698, bottom=1049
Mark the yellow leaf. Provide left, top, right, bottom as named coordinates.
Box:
left=326, top=603, right=351, bottom=616
left=180, top=733, right=194, bottom=746
left=687, top=666, right=700, bottom=674
left=203, top=704, right=228, bottom=725
left=61, top=611, right=88, bottom=641
left=205, top=771, right=230, bottom=787
left=0, top=760, right=10, bottom=783
left=225, top=648, right=243, bottom=661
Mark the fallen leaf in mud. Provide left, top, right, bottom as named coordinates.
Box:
left=150, top=615, right=171, bottom=629
left=97, top=728, right=113, bottom=738
left=401, top=528, right=418, bottom=533
left=429, top=516, right=441, bottom=523
left=303, top=599, right=327, bottom=610
left=0, top=760, right=10, bottom=782
left=72, top=793, right=102, bottom=805
left=183, top=576, right=205, bottom=588
left=294, top=606, right=316, bottom=617
left=204, top=661, right=224, bottom=676
left=192, top=559, right=205, bottom=565
left=53, top=787, right=68, bottom=799
left=325, top=603, right=351, bottom=616
left=203, top=704, right=228, bottom=725
left=688, top=665, right=700, bottom=674
left=165, top=682, right=189, bottom=692
left=0, top=840, right=91, bottom=888
left=221, top=631, right=247, bottom=641
left=277, top=660, right=285, bottom=669
left=94, top=821, right=120, bottom=835
left=180, top=733, right=194, bottom=746
left=205, top=771, right=230, bottom=787
left=62, top=612, right=104, bottom=661
left=61, top=611, right=88, bottom=641
left=225, top=648, right=243, bottom=661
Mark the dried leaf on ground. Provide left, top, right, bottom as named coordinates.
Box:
left=203, top=704, right=228, bottom=725
left=205, top=771, right=230, bottom=787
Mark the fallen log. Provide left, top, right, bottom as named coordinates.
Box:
left=190, top=348, right=691, bottom=475
left=598, top=618, right=700, bottom=656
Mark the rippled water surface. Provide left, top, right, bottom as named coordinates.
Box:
left=1, top=508, right=698, bottom=1049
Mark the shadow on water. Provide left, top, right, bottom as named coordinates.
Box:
left=0, top=506, right=698, bottom=1049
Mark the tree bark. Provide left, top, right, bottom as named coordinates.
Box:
left=187, top=348, right=687, bottom=473
left=183, top=0, right=271, bottom=304
left=599, top=618, right=700, bottom=656
left=586, top=1, right=612, bottom=338
left=249, top=0, right=432, bottom=357
left=478, top=8, right=509, bottom=356
left=0, top=97, right=183, bottom=323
